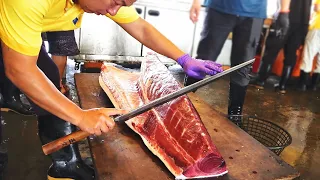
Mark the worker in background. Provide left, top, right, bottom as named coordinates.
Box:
left=0, top=0, right=223, bottom=179
left=45, top=30, right=80, bottom=95
left=250, top=0, right=312, bottom=94
left=188, top=0, right=291, bottom=125
left=298, top=0, right=320, bottom=91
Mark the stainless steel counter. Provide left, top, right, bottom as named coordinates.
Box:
left=72, top=0, right=198, bottom=66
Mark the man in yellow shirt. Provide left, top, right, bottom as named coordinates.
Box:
left=298, top=0, right=320, bottom=91
left=0, top=0, right=223, bottom=179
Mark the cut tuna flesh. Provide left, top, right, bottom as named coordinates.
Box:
left=99, top=54, right=227, bottom=179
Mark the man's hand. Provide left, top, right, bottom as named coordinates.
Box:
left=274, top=12, right=290, bottom=39
left=190, top=0, right=201, bottom=23
left=75, top=108, right=128, bottom=136
left=177, top=54, right=223, bottom=79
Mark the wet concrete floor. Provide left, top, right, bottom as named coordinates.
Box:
left=1, top=60, right=319, bottom=180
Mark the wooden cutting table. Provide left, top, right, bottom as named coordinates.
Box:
left=74, top=73, right=300, bottom=180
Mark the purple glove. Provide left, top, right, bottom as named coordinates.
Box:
left=177, top=54, right=223, bottom=79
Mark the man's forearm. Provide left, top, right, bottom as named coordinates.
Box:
left=120, top=18, right=185, bottom=60
left=280, top=0, right=291, bottom=12
left=2, top=43, right=83, bottom=125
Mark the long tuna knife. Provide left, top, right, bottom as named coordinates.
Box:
left=42, top=58, right=255, bottom=155
left=114, top=58, right=255, bottom=122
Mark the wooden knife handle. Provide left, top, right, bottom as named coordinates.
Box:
left=42, top=130, right=90, bottom=155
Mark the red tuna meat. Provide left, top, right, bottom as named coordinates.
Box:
left=99, top=54, right=227, bottom=179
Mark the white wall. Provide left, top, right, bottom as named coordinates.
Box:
left=267, top=0, right=280, bottom=19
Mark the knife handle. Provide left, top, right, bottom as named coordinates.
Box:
left=42, top=116, right=119, bottom=155
left=42, top=130, right=90, bottom=155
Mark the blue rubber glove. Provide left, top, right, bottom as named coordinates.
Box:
left=177, top=54, right=223, bottom=79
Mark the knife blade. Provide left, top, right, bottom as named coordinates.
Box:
left=114, top=58, right=255, bottom=123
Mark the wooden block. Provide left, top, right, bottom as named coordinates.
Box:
left=75, top=73, right=300, bottom=180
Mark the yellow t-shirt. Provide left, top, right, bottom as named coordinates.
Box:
left=310, top=0, right=320, bottom=30
left=0, top=0, right=139, bottom=56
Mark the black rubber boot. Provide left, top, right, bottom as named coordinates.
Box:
left=250, top=61, right=272, bottom=89
left=275, top=66, right=293, bottom=94
left=1, top=78, right=35, bottom=116
left=183, top=75, right=201, bottom=93
left=0, top=145, right=8, bottom=179
left=38, top=115, right=95, bottom=180
left=311, top=73, right=320, bottom=91
left=228, top=82, right=247, bottom=126
left=0, top=93, right=8, bottom=179
left=297, top=70, right=309, bottom=92
left=0, top=120, right=8, bottom=180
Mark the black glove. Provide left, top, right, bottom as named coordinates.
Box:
left=274, top=12, right=290, bottom=39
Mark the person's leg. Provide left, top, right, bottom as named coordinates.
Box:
left=38, top=115, right=94, bottom=180
left=311, top=73, right=320, bottom=91
left=51, top=55, right=69, bottom=95
left=184, top=8, right=235, bottom=89
left=0, top=50, right=8, bottom=179
left=311, top=30, right=320, bottom=90
left=195, top=9, right=235, bottom=60
left=228, top=17, right=263, bottom=125
left=0, top=44, right=34, bottom=116
left=0, top=92, right=8, bottom=179
left=28, top=43, right=94, bottom=180
left=250, top=23, right=285, bottom=88
left=0, top=43, right=34, bottom=116
left=51, top=55, right=67, bottom=79
left=311, top=55, right=320, bottom=90
left=278, top=24, right=307, bottom=93
left=0, top=77, right=35, bottom=115
left=298, top=29, right=318, bottom=91
left=46, top=30, right=79, bottom=95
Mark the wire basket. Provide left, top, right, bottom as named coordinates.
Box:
left=234, top=116, right=292, bottom=156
